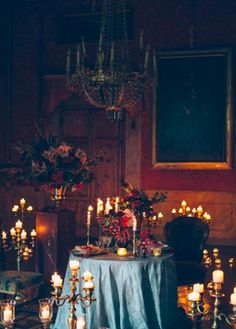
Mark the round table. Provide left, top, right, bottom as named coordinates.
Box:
left=53, top=252, right=178, bottom=329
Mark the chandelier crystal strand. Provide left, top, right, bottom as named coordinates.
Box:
left=66, top=0, right=155, bottom=121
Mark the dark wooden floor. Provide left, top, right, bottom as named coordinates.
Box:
left=12, top=245, right=236, bottom=329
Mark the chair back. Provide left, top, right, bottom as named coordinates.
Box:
left=164, top=216, right=209, bottom=263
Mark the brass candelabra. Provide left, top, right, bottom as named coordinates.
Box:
left=39, top=260, right=96, bottom=329
left=1, top=199, right=36, bottom=271
left=187, top=271, right=236, bottom=328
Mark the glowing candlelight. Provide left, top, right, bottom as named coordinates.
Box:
left=192, top=208, right=197, bottom=214
left=230, top=293, right=236, bottom=305
left=171, top=208, right=176, bottom=214
left=20, top=198, right=26, bottom=206
left=41, top=308, right=50, bottom=320
left=69, top=260, right=80, bottom=270
left=117, top=248, right=127, bottom=257
left=51, top=272, right=59, bottom=284
left=83, top=281, right=94, bottom=289
left=30, top=229, right=37, bottom=237
left=3, top=307, right=13, bottom=322
left=115, top=196, right=119, bottom=213
left=10, top=228, right=16, bottom=236
left=21, top=230, right=27, bottom=240
left=83, top=271, right=93, bottom=281
left=181, top=200, right=187, bottom=208
left=15, top=220, right=22, bottom=229
left=157, top=212, right=163, bottom=219
left=2, top=231, right=7, bottom=239
left=178, top=208, right=183, bottom=214
left=212, top=270, right=224, bottom=283
left=27, top=205, right=33, bottom=212
left=193, top=283, right=204, bottom=294
left=188, top=292, right=200, bottom=302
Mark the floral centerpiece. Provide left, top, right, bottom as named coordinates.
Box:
left=101, top=182, right=167, bottom=252
left=12, top=126, right=102, bottom=206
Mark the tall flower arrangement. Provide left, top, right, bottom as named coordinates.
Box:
left=101, top=182, right=167, bottom=248
left=12, top=126, right=102, bottom=194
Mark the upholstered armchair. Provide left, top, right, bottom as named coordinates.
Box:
left=164, top=216, right=209, bottom=286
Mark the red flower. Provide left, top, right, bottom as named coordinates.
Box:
left=120, top=215, right=129, bottom=227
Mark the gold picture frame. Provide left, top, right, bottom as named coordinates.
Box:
left=152, top=48, right=232, bottom=170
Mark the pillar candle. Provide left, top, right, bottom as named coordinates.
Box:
left=230, top=293, right=236, bottom=305
left=69, top=260, right=80, bottom=270
left=83, top=271, right=93, bottom=281
left=30, top=229, right=37, bottom=237
left=21, top=230, right=27, bottom=240
left=20, top=198, right=26, bottom=206
left=15, top=220, right=22, bottom=229
left=193, top=283, right=204, bottom=293
left=188, top=292, right=200, bottom=302
left=41, top=308, right=50, bottom=320
left=3, top=308, right=12, bottom=322
left=212, top=270, right=224, bottom=283
left=132, top=217, right=137, bottom=231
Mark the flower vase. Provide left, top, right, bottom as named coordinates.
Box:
left=51, top=186, right=67, bottom=208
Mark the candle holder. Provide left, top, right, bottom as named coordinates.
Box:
left=187, top=282, right=236, bottom=328
left=0, top=299, right=16, bottom=329
left=132, top=230, right=137, bottom=257
left=44, top=264, right=96, bottom=329
left=2, top=223, right=36, bottom=271
left=1, top=199, right=36, bottom=271
left=39, top=298, right=53, bottom=329
left=86, top=223, right=91, bottom=246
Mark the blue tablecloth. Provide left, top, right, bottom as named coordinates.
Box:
left=53, top=252, right=178, bottom=329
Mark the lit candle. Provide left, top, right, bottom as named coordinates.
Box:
left=213, top=248, right=219, bottom=256
left=10, top=228, right=16, bottom=236
left=51, top=272, right=59, bottom=284
left=188, top=292, right=200, bottom=302
left=115, top=196, right=119, bottom=213
left=186, top=206, right=191, bottom=213
left=132, top=217, right=137, bottom=232
left=157, top=212, right=163, bottom=219
left=30, top=229, right=37, bottom=237
left=20, top=198, right=26, bottom=206
left=3, top=307, right=13, bottom=322
left=181, top=200, right=187, bottom=208
left=54, top=276, right=63, bottom=288
left=83, top=271, right=93, bottom=281
left=96, top=198, right=103, bottom=216
left=193, top=283, right=204, bottom=294
left=117, top=248, right=127, bottom=257
left=178, top=208, right=183, bottom=214
left=21, top=230, right=27, bottom=240
left=197, top=206, right=203, bottom=216
left=2, top=231, right=7, bottom=239
left=192, top=208, right=197, bottom=214
left=230, top=293, right=236, bottom=305
left=83, top=281, right=94, bottom=289
left=27, top=205, right=33, bottom=212
left=153, top=247, right=161, bottom=257
left=206, top=214, right=211, bottom=221
left=212, top=270, right=224, bottom=283
left=105, top=197, right=112, bottom=214
left=12, top=206, right=18, bottom=213
left=41, top=308, right=50, bottom=320
left=77, top=316, right=86, bottom=329
left=87, top=204, right=93, bottom=226
left=15, top=220, right=22, bottom=229
left=69, top=260, right=80, bottom=270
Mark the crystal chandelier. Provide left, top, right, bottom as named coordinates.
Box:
left=66, top=0, right=155, bottom=121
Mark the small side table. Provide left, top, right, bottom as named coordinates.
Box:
left=36, top=209, right=76, bottom=283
